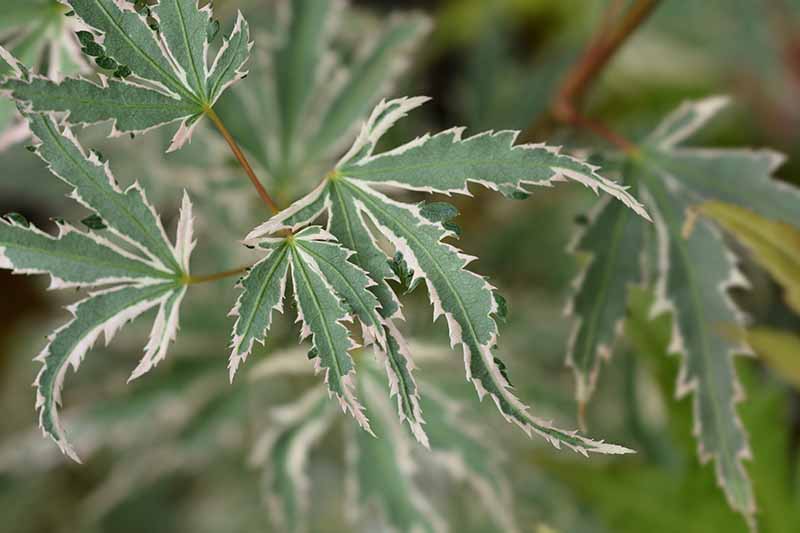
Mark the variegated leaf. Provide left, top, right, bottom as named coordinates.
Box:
left=27, top=112, right=181, bottom=271
left=643, top=96, right=800, bottom=227
left=228, top=241, right=291, bottom=380
left=347, top=371, right=445, bottom=533
left=377, top=321, right=427, bottom=447
left=34, top=282, right=179, bottom=461
left=1, top=0, right=252, bottom=152
left=0, top=0, right=88, bottom=150
left=245, top=181, right=428, bottom=443
left=251, top=387, right=335, bottom=533
left=565, top=170, right=646, bottom=405
left=625, top=96, right=800, bottom=524
left=638, top=168, right=755, bottom=523
left=294, top=232, right=385, bottom=350
left=1, top=111, right=196, bottom=460
left=231, top=227, right=374, bottom=432
left=289, top=227, right=372, bottom=432
left=339, top=179, right=630, bottom=454
left=245, top=96, right=643, bottom=455
left=0, top=215, right=171, bottom=288
left=560, top=97, right=800, bottom=523
left=339, top=101, right=650, bottom=221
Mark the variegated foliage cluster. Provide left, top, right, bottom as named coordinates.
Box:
left=0, top=331, right=524, bottom=533
left=0, top=0, right=89, bottom=150
left=0, top=104, right=195, bottom=461
left=0, top=0, right=250, bottom=459
left=1, top=0, right=251, bottom=151
left=231, top=94, right=648, bottom=455
left=0, top=2, right=649, bottom=465
left=249, top=347, right=521, bottom=533
left=565, top=96, right=800, bottom=525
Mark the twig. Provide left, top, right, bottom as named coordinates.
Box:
left=206, top=107, right=281, bottom=214
left=187, top=265, right=251, bottom=285
left=552, top=0, right=661, bottom=124
left=542, top=0, right=662, bottom=152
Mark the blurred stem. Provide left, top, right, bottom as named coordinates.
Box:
left=187, top=265, right=250, bottom=285
left=206, top=107, right=281, bottom=214
left=553, top=0, right=661, bottom=122
left=537, top=0, right=662, bottom=153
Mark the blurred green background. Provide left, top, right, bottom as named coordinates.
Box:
left=2, top=1, right=800, bottom=532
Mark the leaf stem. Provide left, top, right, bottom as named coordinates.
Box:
left=542, top=0, right=661, bottom=153
left=187, top=265, right=250, bottom=285
left=206, top=107, right=281, bottom=214
left=570, top=114, right=639, bottom=154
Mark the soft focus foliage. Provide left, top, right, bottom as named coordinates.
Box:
left=2, top=1, right=800, bottom=533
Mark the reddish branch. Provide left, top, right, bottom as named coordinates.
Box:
left=549, top=0, right=662, bottom=153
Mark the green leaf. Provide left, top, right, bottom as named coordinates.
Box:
left=81, top=214, right=107, bottom=230
left=566, top=170, right=647, bottom=404
left=700, top=201, right=800, bottom=315
left=1, top=0, right=252, bottom=152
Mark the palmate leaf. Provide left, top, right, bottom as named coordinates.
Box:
left=214, top=0, right=429, bottom=185
left=564, top=97, right=800, bottom=524
left=250, top=350, right=517, bottom=533
left=0, top=111, right=195, bottom=460
left=229, top=226, right=375, bottom=432
left=641, top=163, right=756, bottom=522
left=241, top=96, right=645, bottom=455
left=0, top=0, right=88, bottom=150
left=0, top=0, right=252, bottom=152
left=565, top=169, right=647, bottom=405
